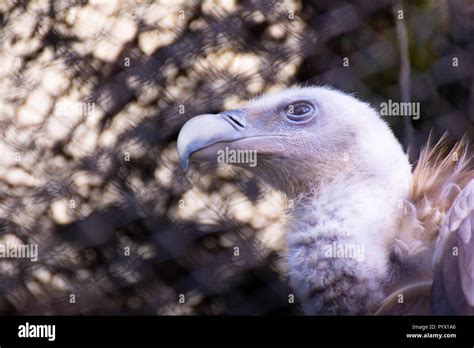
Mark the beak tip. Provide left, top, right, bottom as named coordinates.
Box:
left=179, top=157, right=189, bottom=171
left=177, top=132, right=189, bottom=171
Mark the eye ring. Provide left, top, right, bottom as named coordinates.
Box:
left=285, top=102, right=315, bottom=123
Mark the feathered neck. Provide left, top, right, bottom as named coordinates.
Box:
left=284, top=173, right=406, bottom=314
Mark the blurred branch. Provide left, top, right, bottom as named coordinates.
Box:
left=393, top=0, right=415, bottom=149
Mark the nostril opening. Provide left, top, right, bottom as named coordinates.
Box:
left=227, top=115, right=244, bottom=128
left=218, top=109, right=247, bottom=129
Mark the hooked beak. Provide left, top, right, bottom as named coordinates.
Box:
left=177, top=109, right=248, bottom=170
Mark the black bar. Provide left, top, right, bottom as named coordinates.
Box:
left=0, top=316, right=473, bottom=346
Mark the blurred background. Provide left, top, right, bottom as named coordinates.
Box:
left=0, top=0, right=472, bottom=314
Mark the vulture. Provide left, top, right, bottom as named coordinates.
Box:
left=176, top=86, right=473, bottom=315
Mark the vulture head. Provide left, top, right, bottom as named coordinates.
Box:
left=178, top=87, right=411, bottom=197
left=177, top=86, right=473, bottom=315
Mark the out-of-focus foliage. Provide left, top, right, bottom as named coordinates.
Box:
left=0, top=0, right=472, bottom=314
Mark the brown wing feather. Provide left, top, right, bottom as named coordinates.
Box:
left=409, top=135, right=472, bottom=240
left=379, top=135, right=473, bottom=315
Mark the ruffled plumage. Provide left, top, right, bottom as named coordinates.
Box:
left=378, top=135, right=473, bottom=314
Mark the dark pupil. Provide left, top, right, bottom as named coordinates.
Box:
left=292, top=104, right=310, bottom=115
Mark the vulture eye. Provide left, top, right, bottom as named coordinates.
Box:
left=285, top=102, right=315, bottom=123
